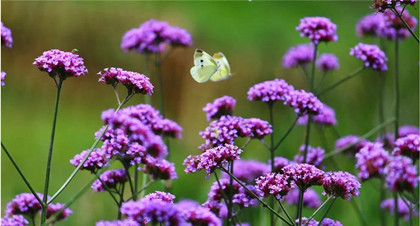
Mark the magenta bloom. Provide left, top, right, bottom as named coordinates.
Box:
left=184, top=144, right=243, bottom=175
left=98, top=67, right=154, bottom=95
left=372, top=0, right=417, bottom=12
left=96, top=219, right=140, bottom=226
left=282, top=44, right=314, bottom=68
left=33, top=49, right=88, bottom=79
left=284, top=89, right=324, bottom=115
left=243, top=118, right=273, bottom=139
left=393, top=134, right=419, bottom=161
left=221, top=159, right=269, bottom=183
left=70, top=148, right=108, bottom=172
left=316, top=53, right=340, bottom=72
left=161, top=26, right=193, bottom=47
left=381, top=198, right=418, bottom=221
left=1, top=71, right=6, bottom=86
left=91, top=169, right=127, bottom=192
left=255, top=173, right=293, bottom=199
left=283, top=163, right=325, bottom=190
left=270, top=157, right=291, bottom=173
left=350, top=43, right=388, bottom=71
left=203, top=96, right=236, bottom=121
left=322, top=171, right=361, bottom=200
left=206, top=178, right=259, bottom=208
left=296, top=17, right=338, bottom=44
left=335, top=135, right=368, bottom=155
left=141, top=157, right=178, bottom=180
left=144, top=191, right=175, bottom=203
left=1, top=22, right=13, bottom=48
left=384, top=156, right=418, bottom=192
left=296, top=217, right=343, bottom=226
left=46, top=203, right=73, bottom=223
left=247, top=79, right=295, bottom=103
left=5, top=193, right=45, bottom=217
left=399, top=125, right=419, bottom=138
left=294, top=145, right=325, bottom=167
left=284, top=188, right=321, bottom=208
left=355, top=142, right=389, bottom=181
left=356, top=13, right=386, bottom=37
left=180, top=207, right=222, bottom=226
left=298, top=104, right=337, bottom=126
left=1, top=215, right=28, bottom=226
left=379, top=7, right=418, bottom=40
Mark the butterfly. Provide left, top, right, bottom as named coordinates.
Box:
left=190, top=49, right=232, bottom=83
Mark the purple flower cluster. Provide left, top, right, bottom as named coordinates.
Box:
left=393, top=134, right=419, bottom=161
left=316, top=53, right=340, bottom=72
left=356, top=13, right=386, bottom=37
left=46, top=203, right=73, bottom=223
left=271, top=156, right=291, bottom=173
left=70, top=148, right=108, bottom=172
left=282, top=44, right=314, bottom=68
left=98, top=67, right=154, bottom=95
left=91, top=169, right=127, bottom=192
left=284, top=89, right=324, bottom=115
left=205, top=178, right=259, bottom=208
left=381, top=198, right=418, bottom=221
left=143, top=191, right=175, bottom=203
left=96, top=219, right=139, bottom=226
left=184, top=144, right=243, bottom=175
left=380, top=8, right=418, bottom=40
left=33, top=49, right=88, bottom=78
left=294, top=145, right=325, bottom=167
left=284, top=188, right=321, bottom=208
left=296, top=17, right=338, bottom=44
left=296, top=217, right=343, bottom=226
left=247, top=79, right=295, bottom=103
left=371, top=0, right=417, bottom=12
left=5, top=193, right=45, bottom=216
left=1, top=71, right=6, bottom=86
left=355, top=142, right=389, bottom=181
left=297, top=104, right=337, bottom=126
left=283, top=163, right=325, bottom=190
left=1, top=22, right=13, bottom=48
left=222, top=159, right=269, bottom=183
left=399, top=125, right=419, bottom=138
left=1, top=215, right=28, bottom=226
left=121, top=19, right=192, bottom=53
left=322, top=171, right=361, bottom=200
left=255, top=173, right=293, bottom=199
left=378, top=125, right=420, bottom=149
left=140, top=157, right=178, bottom=180
left=350, top=43, right=388, bottom=71
left=384, top=156, right=418, bottom=192
left=335, top=135, right=368, bottom=155
left=180, top=207, right=222, bottom=226
left=203, top=96, right=236, bottom=121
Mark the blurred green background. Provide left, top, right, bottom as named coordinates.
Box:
left=2, top=1, right=419, bottom=225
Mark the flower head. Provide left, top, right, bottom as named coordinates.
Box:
left=91, top=169, right=127, bottom=192
left=180, top=207, right=222, bottom=226
left=350, top=43, right=388, bottom=71
left=1, top=215, right=28, bottom=226
left=270, top=157, right=291, bottom=173
left=316, top=53, right=339, bottom=72
left=295, top=217, right=343, bottom=226
left=322, top=171, right=361, bottom=200
left=96, top=219, right=140, bottom=226
left=384, top=156, right=418, bottom=192
left=1, top=71, right=6, bottom=86
left=379, top=7, right=418, bottom=40
left=255, top=173, right=293, bottom=199
left=356, top=13, right=386, bottom=37
left=282, top=44, right=314, bottom=68
left=222, top=159, right=269, bottom=183
left=393, top=134, right=419, bottom=161
left=140, top=157, right=178, bottom=180
left=144, top=191, right=175, bottom=203
left=294, top=145, right=325, bottom=168
left=70, top=148, right=108, bottom=172
left=285, top=89, right=324, bottom=115
left=243, top=118, right=273, bottom=139
left=297, top=104, right=337, bottom=126
left=284, top=188, right=322, bottom=208
left=5, top=193, right=45, bottom=216
left=33, top=49, right=88, bottom=79
left=205, top=178, right=259, bottom=208
left=372, top=0, right=417, bottom=12
left=98, top=67, right=154, bottom=95
left=381, top=198, right=418, bottom=221
left=355, top=142, right=389, bottom=181
left=161, top=26, right=193, bottom=47
left=283, top=163, right=325, bottom=190
left=46, top=203, right=73, bottom=223
left=335, top=135, right=368, bottom=155
left=296, top=17, right=338, bottom=44
left=399, top=125, right=419, bottom=138
left=1, top=22, right=13, bottom=48
left=247, top=79, right=295, bottom=103
left=203, top=96, right=236, bottom=121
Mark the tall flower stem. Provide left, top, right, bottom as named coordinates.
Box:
left=302, top=116, right=312, bottom=163
left=126, top=180, right=154, bottom=201
left=228, top=161, right=234, bottom=224
left=317, top=198, right=336, bottom=225
left=297, top=188, right=304, bottom=226
left=117, top=182, right=125, bottom=219
left=123, top=164, right=135, bottom=196
left=95, top=173, right=119, bottom=206
left=350, top=198, right=368, bottom=226
left=379, top=178, right=386, bottom=226
left=304, top=196, right=333, bottom=225
left=277, top=200, right=295, bottom=225
left=144, top=54, right=152, bottom=105
left=155, top=53, right=164, bottom=116
left=393, top=33, right=400, bottom=226
left=268, top=103, right=275, bottom=226
left=310, top=44, right=318, bottom=92
left=400, top=192, right=413, bottom=226
left=317, top=67, right=365, bottom=97
left=41, top=78, right=64, bottom=223
left=391, top=8, right=419, bottom=43
left=273, top=115, right=300, bottom=151
left=378, top=73, right=386, bottom=139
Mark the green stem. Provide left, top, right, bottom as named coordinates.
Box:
left=95, top=173, right=119, bottom=206
left=300, top=65, right=310, bottom=81
left=140, top=173, right=148, bottom=198
left=350, top=198, right=368, bottom=226
left=144, top=54, right=152, bottom=105
left=41, top=78, right=63, bottom=223
left=124, top=164, right=135, bottom=196
left=317, top=198, right=336, bottom=225
left=117, top=182, right=125, bottom=219
left=394, top=193, right=400, bottom=226
left=133, top=164, right=139, bottom=200
left=302, top=116, right=311, bottom=163
left=228, top=161, right=234, bottom=224
left=399, top=192, right=413, bottom=226
left=379, top=178, right=386, bottom=226
left=391, top=7, right=420, bottom=43
left=297, top=189, right=304, bottom=226
left=304, top=197, right=333, bottom=226
left=126, top=180, right=155, bottom=201
left=317, top=67, right=365, bottom=97
left=315, top=72, right=328, bottom=91
left=378, top=72, right=386, bottom=139
left=213, top=172, right=230, bottom=208
left=310, top=44, right=318, bottom=92
left=268, top=103, right=275, bottom=226
left=273, top=115, right=300, bottom=151
left=277, top=199, right=295, bottom=225
left=394, top=32, right=400, bottom=226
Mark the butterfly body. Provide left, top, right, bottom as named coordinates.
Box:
left=190, top=49, right=232, bottom=83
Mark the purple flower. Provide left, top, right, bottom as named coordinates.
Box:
left=282, top=44, right=314, bottom=68
left=335, top=135, right=368, bottom=155
left=377, top=125, right=419, bottom=149
left=161, top=26, right=193, bottom=47
left=295, top=217, right=343, bottom=226
left=372, top=0, right=417, bottom=12
left=46, top=203, right=73, bottom=223
left=284, top=89, right=324, bottom=115
left=180, top=207, right=222, bottom=226
left=183, top=144, right=243, bottom=175
left=296, top=217, right=318, bottom=226
left=243, top=118, right=273, bottom=139
left=91, top=169, right=127, bottom=192
left=1, top=215, right=28, bottom=226
left=356, top=13, right=386, bottom=37
left=144, top=191, right=176, bottom=203
left=379, top=7, right=418, bottom=40
left=222, top=159, right=270, bottom=183
left=174, top=199, right=200, bottom=210
left=1, top=71, right=6, bottom=86
left=98, top=67, right=154, bottom=95
left=350, top=43, right=388, bottom=71
left=322, top=171, right=361, bottom=200
left=284, top=188, right=322, bottom=208
left=296, top=17, right=338, bottom=44
left=96, top=219, right=139, bottom=226
left=247, top=79, right=295, bottom=103
left=384, top=156, right=418, bottom=192
left=205, top=178, right=259, bottom=208
left=1, top=22, right=13, bottom=48
left=381, top=198, right=418, bottom=221
left=70, top=148, right=108, bottom=172
left=5, top=193, right=45, bottom=217
left=33, top=49, right=88, bottom=79
left=203, top=96, right=236, bottom=121
left=298, top=104, right=337, bottom=126
left=270, top=157, right=291, bottom=173
left=316, top=53, right=340, bottom=72
left=294, top=145, right=325, bottom=167
left=283, top=163, right=325, bottom=190
left=355, top=142, right=389, bottom=181
left=140, top=157, right=178, bottom=180
left=255, top=173, right=293, bottom=199
left=393, top=134, right=419, bottom=161
left=399, top=125, right=419, bottom=138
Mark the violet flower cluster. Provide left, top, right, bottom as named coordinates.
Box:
left=350, top=43, right=388, bottom=71
left=297, top=104, right=337, bottom=126
left=283, top=163, right=325, bottom=190
left=1, top=215, right=28, bottom=226
left=322, top=171, right=361, bottom=200
left=283, top=188, right=321, bottom=208
left=393, top=134, right=419, bottom=161
left=335, top=135, right=368, bottom=155
left=356, top=13, right=386, bottom=37
left=296, top=17, right=338, bottom=44
left=98, top=67, right=154, bottom=95
left=96, top=219, right=139, bottom=226
left=384, top=156, right=418, bottom=192
left=1, top=21, right=13, bottom=48
left=381, top=198, right=418, bottom=221
left=203, top=95, right=236, bottom=121
left=380, top=7, right=418, bottom=40
left=355, top=142, right=389, bottom=181
left=247, top=79, right=295, bottom=103
left=371, top=0, right=417, bottom=12
left=293, top=145, right=325, bottom=168
left=271, top=156, right=291, bottom=173
left=143, top=191, right=175, bottom=203
left=70, top=148, right=108, bottom=172
left=1, top=71, right=6, bottom=87
left=284, top=89, right=324, bottom=115
left=91, top=169, right=127, bottom=192
left=255, top=173, right=293, bottom=200
left=282, top=44, right=314, bottom=68
left=316, top=53, right=340, bottom=72
left=297, top=217, right=343, bottom=226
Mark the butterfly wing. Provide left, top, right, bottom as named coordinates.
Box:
left=190, top=49, right=218, bottom=83
left=210, top=52, right=232, bottom=82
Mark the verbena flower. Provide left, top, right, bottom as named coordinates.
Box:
left=355, top=142, right=389, bottom=181
left=33, top=49, right=88, bottom=79
left=296, top=17, right=338, bottom=44
left=381, top=198, right=418, bottom=221
left=371, top=0, right=417, bottom=12
left=1, top=215, right=28, bottom=226
left=1, top=71, right=6, bottom=86
left=205, top=178, right=259, bottom=208
left=316, top=53, right=340, bottom=72
left=203, top=96, right=236, bottom=121
left=378, top=125, right=419, bottom=149
left=295, top=217, right=318, bottom=226
left=295, top=217, right=343, bottom=226
left=284, top=188, right=322, bottom=208
left=335, top=135, right=368, bottom=155
left=270, top=157, right=291, bottom=173
left=384, top=156, right=418, bottom=192
left=180, top=207, right=222, bottom=226
left=379, top=7, right=418, bottom=40
left=255, top=172, right=293, bottom=199
left=247, top=79, right=295, bottom=103
left=221, top=159, right=269, bottom=183
left=98, top=67, right=154, bottom=95
left=46, top=203, right=73, bottom=223
left=398, top=125, right=419, bottom=138
left=356, top=13, right=386, bottom=37
left=174, top=200, right=200, bottom=210
left=202, top=201, right=228, bottom=219
left=393, top=134, right=419, bottom=161
left=91, top=169, right=127, bottom=192
left=322, top=171, right=361, bottom=200
left=140, top=157, right=178, bottom=180
left=96, top=219, right=139, bottom=226
left=1, top=22, right=13, bottom=48
left=70, top=148, right=108, bottom=172
left=282, top=44, right=314, bottom=68
left=243, top=118, right=273, bottom=139
left=284, top=89, right=324, bottom=115
left=297, top=104, right=337, bottom=126
left=283, top=163, right=325, bottom=190
left=161, top=26, right=193, bottom=47
left=183, top=144, right=243, bottom=175
left=143, top=191, right=175, bottom=203
left=5, top=193, right=46, bottom=217
left=350, top=43, right=388, bottom=71
left=294, top=145, right=325, bottom=168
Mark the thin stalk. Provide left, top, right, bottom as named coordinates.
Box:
left=95, top=173, right=119, bottom=206
left=379, top=178, right=386, bottom=226
left=41, top=78, right=63, bottom=223
left=268, top=103, right=275, bottom=226
left=315, top=72, right=328, bottom=91
left=228, top=161, right=234, bottom=224
left=378, top=73, right=386, bottom=139
left=126, top=180, right=155, bottom=201
left=31, top=215, right=36, bottom=226
left=302, top=116, right=311, bottom=163
left=113, top=86, right=121, bottom=105
left=214, top=172, right=230, bottom=208
left=310, top=44, right=318, bottom=92
left=304, top=197, right=333, bottom=226
left=133, top=164, right=139, bottom=200
left=350, top=198, right=368, bottom=226
left=221, top=168, right=293, bottom=226
left=391, top=7, right=420, bottom=43
left=300, top=65, right=310, bottom=81
left=277, top=199, right=294, bottom=225
left=317, top=198, right=336, bottom=225
left=331, top=127, right=341, bottom=139
left=317, top=126, right=340, bottom=170
left=124, top=165, right=135, bottom=196
left=144, top=54, right=152, bottom=105
left=394, top=33, right=400, bottom=226
left=399, top=192, right=413, bottom=226
left=155, top=53, right=164, bottom=116
left=273, top=115, right=300, bottom=151
left=140, top=173, right=148, bottom=198
left=117, top=182, right=125, bottom=219
left=394, top=192, right=400, bottom=226
left=317, top=67, right=365, bottom=97
left=1, top=143, right=44, bottom=206
left=297, top=189, right=304, bottom=226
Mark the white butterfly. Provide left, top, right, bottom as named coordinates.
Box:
left=190, top=49, right=232, bottom=83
